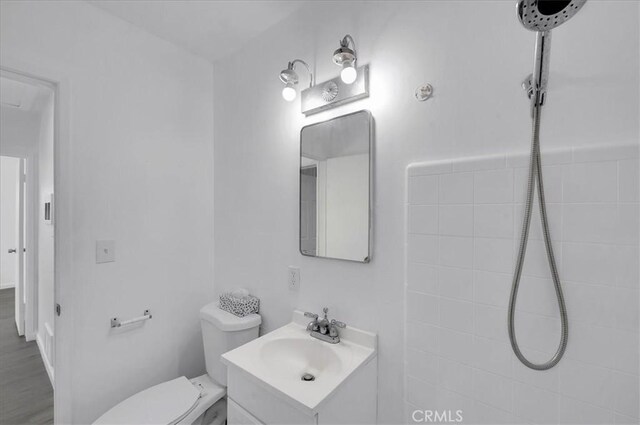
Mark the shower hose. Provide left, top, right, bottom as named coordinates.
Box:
left=507, top=99, right=568, bottom=370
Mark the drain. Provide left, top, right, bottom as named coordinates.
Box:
left=301, top=373, right=315, bottom=382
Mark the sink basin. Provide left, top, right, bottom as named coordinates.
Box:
left=260, top=337, right=345, bottom=380
left=221, top=310, right=377, bottom=413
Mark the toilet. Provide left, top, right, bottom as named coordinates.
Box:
left=94, top=302, right=261, bottom=425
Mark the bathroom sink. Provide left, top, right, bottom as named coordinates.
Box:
left=221, top=311, right=377, bottom=414
left=260, top=337, right=345, bottom=380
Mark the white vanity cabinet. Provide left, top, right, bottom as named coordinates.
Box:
left=221, top=311, right=378, bottom=425
left=226, top=357, right=377, bottom=425
left=227, top=399, right=263, bottom=425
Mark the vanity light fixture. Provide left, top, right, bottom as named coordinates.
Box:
left=279, top=59, right=314, bottom=102
left=333, top=35, right=358, bottom=84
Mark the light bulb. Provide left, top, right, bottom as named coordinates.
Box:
left=282, top=85, right=296, bottom=101
left=340, top=65, right=357, bottom=84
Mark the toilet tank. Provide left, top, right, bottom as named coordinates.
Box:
left=199, top=303, right=261, bottom=386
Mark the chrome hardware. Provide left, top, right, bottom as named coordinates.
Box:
left=522, top=73, right=543, bottom=117
left=415, top=83, right=433, bottom=102
left=305, top=307, right=346, bottom=344
left=522, top=75, right=534, bottom=100
left=331, top=319, right=346, bottom=328
left=111, top=309, right=152, bottom=328
left=304, top=311, right=319, bottom=332
left=8, top=248, right=16, bottom=254
left=329, top=319, right=346, bottom=338
left=301, top=373, right=315, bottom=382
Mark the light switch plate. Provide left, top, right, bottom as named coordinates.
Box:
left=96, top=240, right=115, bottom=263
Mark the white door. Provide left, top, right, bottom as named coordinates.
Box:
left=1, top=156, right=24, bottom=334
left=0, top=157, right=19, bottom=291
left=15, top=159, right=26, bottom=336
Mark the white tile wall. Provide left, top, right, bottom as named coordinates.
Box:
left=404, top=144, right=640, bottom=424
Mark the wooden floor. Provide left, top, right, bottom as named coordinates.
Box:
left=0, top=288, right=53, bottom=425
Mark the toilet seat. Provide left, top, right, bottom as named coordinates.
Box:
left=94, top=376, right=204, bottom=425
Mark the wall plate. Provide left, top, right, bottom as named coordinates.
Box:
left=301, top=65, right=369, bottom=116
left=96, top=240, right=115, bottom=263
left=288, top=266, right=300, bottom=290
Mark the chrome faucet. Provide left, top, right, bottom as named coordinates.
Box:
left=304, top=307, right=346, bottom=344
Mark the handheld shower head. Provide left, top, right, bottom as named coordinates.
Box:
left=517, top=0, right=587, bottom=32
left=511, top=0, right=587, bottom=372
left=517, top=0, right=587, bottom=107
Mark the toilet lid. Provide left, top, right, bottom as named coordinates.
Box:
left=93, top=376, right=201, bottom=425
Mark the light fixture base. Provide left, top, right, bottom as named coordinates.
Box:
left=332, top=47, right=356, bottom=66
left=301, top=65, right=369, bottom=116
left=279, top=68, right=299, bottom=85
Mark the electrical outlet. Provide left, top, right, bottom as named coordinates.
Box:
left=288, top=266, right=300, bottom=290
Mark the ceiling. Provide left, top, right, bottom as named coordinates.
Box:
left=88, top=1, right=308, bottom=63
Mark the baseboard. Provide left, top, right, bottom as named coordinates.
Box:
left=36, top=333, right=55, bottom=385
left=0, top=283, right=15, bottom=289
left=25, top=329, right=36, bottom=342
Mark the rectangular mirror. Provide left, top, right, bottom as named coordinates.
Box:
left=300, top=110, right=372, bottom=263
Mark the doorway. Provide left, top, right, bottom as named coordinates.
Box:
left=1, top=156, right=25, bottom=334
left=0, top=72, right=55, bottom=424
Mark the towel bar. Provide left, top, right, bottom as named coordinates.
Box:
left=111, top=309, right=152, bottom=328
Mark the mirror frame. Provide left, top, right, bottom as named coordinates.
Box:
left=298, top=109, right=373, bottom=263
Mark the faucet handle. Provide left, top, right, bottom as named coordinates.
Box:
left=304, top=312, right=320, bottom=332
left=329, top=319, right=346, bottom=339
left=331, top=319, right=346, bottom=328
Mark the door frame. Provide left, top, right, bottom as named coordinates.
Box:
left=24, top=154, right=39, bottom=341
left=1, top=57, right=73, bottom=424
left=16, top=157, right=25, bottom=337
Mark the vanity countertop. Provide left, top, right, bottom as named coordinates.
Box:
left=221, top=310, right=377, bottom=415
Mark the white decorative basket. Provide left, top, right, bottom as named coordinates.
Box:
left=219, top=293, right=260, bottom=317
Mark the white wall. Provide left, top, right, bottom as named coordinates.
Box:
left=1, top=2, right=215, bottom=423
left=0, top=156, right=20, bottom=288
left=0, top=107, right=40, bottom=158
left=37, top=91, right=55, bottom=375
left=211, top=1, right=639, bottom=423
